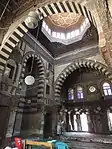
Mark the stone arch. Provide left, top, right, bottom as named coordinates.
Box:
left=36, top=1, right=95, bottom=25
left=18, top=51, right=45, bottom=100
left=54, top=59, right=112, bottom=100
left=0, top=1, right=103, bottom=72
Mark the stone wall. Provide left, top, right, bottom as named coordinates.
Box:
left=54, top=51, right=105, bottom=82
left=1, top=0, right=112, bottom=138
left=0, top=0, right=108, bottom=66
left=4, top=33, right=54, bottom=139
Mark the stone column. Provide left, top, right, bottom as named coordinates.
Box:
left=52, top=105, right=59, bottom=137
left=10, top=64, right=23, bottom=136
left=5, top=63, right=23, bottom=139
left=13, top=104, right=23, bottom=136
left=68, top=111, right=72, bottom=131
left=6, top=98, right=24, bottom=138
left=87, top=113, right=93, bottom=133
left=70, top=111, right=74, bottom=130
left=39, top=105, right=45, bottom=138
left=15, top=64, right=22, bottom=85
left=6, top=107, right=17, bottom=138
left=66, top=111, right=69, bottom=132
left=101, top=110, right=109, bottom=134
left=76, top=114, right=82, bottom=131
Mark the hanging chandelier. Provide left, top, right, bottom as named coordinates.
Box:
left=25, top=11, right=40, bottom=29
left=24, top=11, right=42, bottom=85
left=25, top=75, right=35, bottom=86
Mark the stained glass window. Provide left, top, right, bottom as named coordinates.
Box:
left=103, top=82, right=112, bottom=96
left=77, top=86, right=83, bottom=99
left=68, top=88, right=74, bottom=100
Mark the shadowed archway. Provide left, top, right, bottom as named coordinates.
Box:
left=54, top=59, right=112, bottom=101
left=18, top=51, right=45, bottom=106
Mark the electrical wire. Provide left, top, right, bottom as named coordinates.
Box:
left=29, top=14, right=41, bottom=74
left=0, top=0, right=11, bottom=21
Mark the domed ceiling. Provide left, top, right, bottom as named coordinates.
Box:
left=29, top=12, right=98, bottom=58
left=45, top=12, right=84, bottom=31
left=42, top=12, right=90, bottom=45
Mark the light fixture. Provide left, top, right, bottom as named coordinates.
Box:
left=25, top=75, right=35, bottom=85
left=25, top=11, right=42, bottom=85
left=24, top=54, right=36, bottom=85
left=25, top=11, right=40, bottom=29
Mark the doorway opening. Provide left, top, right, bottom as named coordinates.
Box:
left=43, top=112, right=52, bottom=138
left=80, top=113, right=88, bottom=131
left=72, top=113, right=88, bottom=132
left=107, top=111, right=112, bottom=131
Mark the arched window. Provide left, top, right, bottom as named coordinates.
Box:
left=103, top=82, right=112, bottom=96
left=68, top=88, right=74, bottom=100
left=77, top=86, right=83, bottom=99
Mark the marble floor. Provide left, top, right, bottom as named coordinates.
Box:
left=61, top=132, right=112, bottom=149
left=67, top=141, right=112, bottom=149
left=63, top=132, right=112, bottom=143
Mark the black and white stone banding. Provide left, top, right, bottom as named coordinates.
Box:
left=0, top=23, right=28, bottom=71
left=0, top=1, right=96, bottom=72
left=37, top=1, right=95, bottom=25
left=18, top=52, right=45, bottom=112
left=54, top=59, right=112, bottom=101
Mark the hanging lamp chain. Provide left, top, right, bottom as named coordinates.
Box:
left=30, top=14, right=42, bottom=74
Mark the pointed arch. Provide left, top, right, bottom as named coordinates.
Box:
left=54, top=59, right=112, bottom=101
left=0, top=1, right=97, bottom=72
left=18, top=51, right=45, bottom=100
